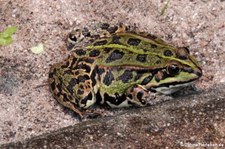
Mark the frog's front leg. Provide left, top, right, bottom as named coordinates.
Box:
left=126, top=85, right=150, bottom=107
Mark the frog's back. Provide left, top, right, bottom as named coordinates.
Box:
left=77, top=32, right=196, bottom=69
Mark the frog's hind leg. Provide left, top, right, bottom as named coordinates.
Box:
left=67, top=22, right=137, bottom=51
left=49, top=65, right=84, bottom=118
left=67, top=28, right=91, bottom=51
left=48, top=57, right=96, bottom=119
left=98, top=22, right=140, bottom=35
left=67, top=23, right=112, bottom=51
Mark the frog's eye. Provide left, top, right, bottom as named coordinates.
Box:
left=167, top=64, right=180, bottom=76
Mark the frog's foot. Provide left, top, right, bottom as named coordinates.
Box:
left=99, top=23, right=126, bottom=34
left=83, top=110, right=103, bottom=119
left=67, top=28, right=91, bottom=51
left=99, top=22, right=139, bottom=34
left=62, top=101, right=84, bottom=119
left=126, top=85, right=150, bottom=107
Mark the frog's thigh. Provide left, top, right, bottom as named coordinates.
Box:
left=126, top=85, right=150, bottom=106
left=49, top=70, right=84, bottom=118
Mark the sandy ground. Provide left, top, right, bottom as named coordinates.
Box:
left=0, top=0, right=225, bottom=147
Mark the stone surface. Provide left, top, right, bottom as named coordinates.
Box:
left=0, top=0, right=225, bottom=148
left=1, top=85, right=225, bottom=148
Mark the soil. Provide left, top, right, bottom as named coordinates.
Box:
left=0, top=0, right=224, bottom=148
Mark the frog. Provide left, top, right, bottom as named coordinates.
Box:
left=48, top=23, right=202, bottom=119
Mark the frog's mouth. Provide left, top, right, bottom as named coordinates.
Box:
left=151, top=80, right=195, bottom=95
left=150, top=65, right=202, bottom=95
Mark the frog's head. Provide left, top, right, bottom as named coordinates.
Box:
left=150, top=47, right=202, bottom=95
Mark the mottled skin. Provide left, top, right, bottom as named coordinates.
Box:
left=48, top=24, right=202, bottom=118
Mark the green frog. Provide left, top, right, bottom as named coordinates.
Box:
left=48, top=23, right=202, bottom=118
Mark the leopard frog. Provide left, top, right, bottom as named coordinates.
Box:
left=48, top=24, right=202, bottom=118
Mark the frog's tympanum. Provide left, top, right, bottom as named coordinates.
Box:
left=48, top=24, right=202, bottom=118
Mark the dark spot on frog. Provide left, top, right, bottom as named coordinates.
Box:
left=90, top=67, right=97, bottom=86
left=75, top=63, right=91, bottom=73
left=141, top=75, right=153, bottom=85
left=111, top=35, right=121, bottom=44
left=104, top=93, right=126, bottom=106
left=77, top=89, right=84, bottom=95
left=69, top=57, right=77, bottom=69
left=89, top=49, right=100, bottom=57
left=77, top=75, right=90, bottom=83
left=67, top=78, right=77, bottom=93
left=104, top=48, right=113, bottom=53
left=56, top=80, right=63, bottom=96
left=105, top=50, right=124, bottom=63
left=93, top=40, right=107, bottom=46
left=134, top=73, right=143, bottom=81
left=151, top=44, right=158, bottom=48
left=62, top=93, right=70, bottom=102
left=164, top=50, right=173, bottom=57
left=107, top=26, right=118, bottom=34
left=79, top=84, right=84, bottom=89
left=82, top=27, right=90, bottom=37
left=75, top=49, right=86, bottom=56
left=100, top=23, right=110, bottom=30
left=103, top=71, right=114, bottom=86
left=74, top=71, right=79, bottom=75
left=97, top=67, right=105, bottom=81
left=63, top=70, right=73, bottom=75
left=155, top=60, right=161, bottom=64
left=95, top=90, right=103, bottom=104
left=137, top=91, right=143, bottom=100
left=118, top=70, right=133, bottom=83
left=82, top=58, right=94, bottom=64
left=127, top=38, right=141, bottom=46
left=136, top=54, right=147, bottom=63
left=50, top=81, right=56, bottom=91
left=81, top=92, right=93, bottom=104
left=56, top=92, right=61, bottom=98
